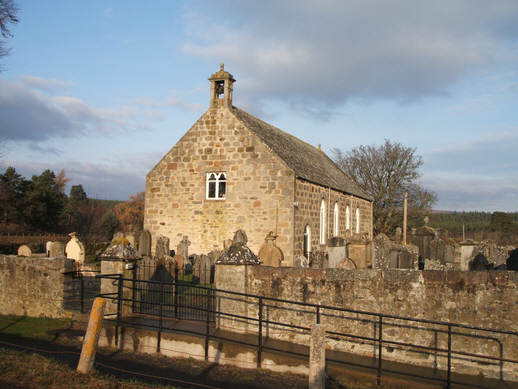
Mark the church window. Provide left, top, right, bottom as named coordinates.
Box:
left=206, top=172, right=226, bottom=199
left=320, top=199, right=326, bottom=244
left=333, top=202, right=339, bottom=237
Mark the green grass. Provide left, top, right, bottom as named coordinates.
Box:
left=0, top=315, right=71, bottom=339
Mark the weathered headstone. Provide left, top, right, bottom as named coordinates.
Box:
left=216, top=229, right=260, bottom=265
left=337, top=257, right=357, bottom=269
left=294, top=255, right=309, bottom=268
left=17, top=245, right=32, bottom=257
left=399, top=244, right=419, bottom=269
left=138, top=229, right=151, bottom=257
left=411, top=226, right=437, bottom=269
left=155, top=236, right=170, bottom=260
left=430, top=236, right=445, bottom=262
left=257, top=232, right=284, bottom=267
left=49, top=241, right=65, bottom=258
left=46, top=241, right=53, bottom=256
left=310, top=251, right=326, bottom=268
left=372, top=234, right=391, bottom=269
left=177, top=236, right=191, bottom=261
left=444, top=245, right=455, bottom=264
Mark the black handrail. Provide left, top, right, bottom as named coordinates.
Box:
left=96, top=273, right=518, bottom=388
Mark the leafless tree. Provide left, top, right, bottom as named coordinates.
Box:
left=0, top=0, right=19, bottom=72
left=332, top=139, right=437, bottom=237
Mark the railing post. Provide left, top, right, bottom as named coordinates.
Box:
left=115, top=275, right=124, bottom=347
left=258, top=298, right=263, bottom=368
left=316, top=306, right=321, bottom=325
left=174, top=265, right=179, bottom=319
left=377, top=315, right=383, bottom=386
left=205, top=287, right=211, bottom=361
left=447, top=324, right=452, bottom=389
left=157, top=282, right=163, bottom=353
left=80, top=274, right=85, bottom=313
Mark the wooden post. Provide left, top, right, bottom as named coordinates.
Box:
left=403, top=192, right=408, bottom=245
left=77, top=297, right=106, bottom=373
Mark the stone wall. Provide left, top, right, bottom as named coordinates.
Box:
left=216, top=265, right=518, bottom=380
left=145, top=107, right=296, bottom=263
left=0, top=255, right=77, bottom=318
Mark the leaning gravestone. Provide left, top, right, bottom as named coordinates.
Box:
left=337, top=257, right=357, bottom=269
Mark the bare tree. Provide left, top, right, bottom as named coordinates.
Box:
left=0, top=0, right=19, bottom=72
left=332, top=139, right=437, bottom=236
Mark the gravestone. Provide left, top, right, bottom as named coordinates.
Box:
left=444, top=245, right=455, bottom=263
left=17, top=245, right=32, bottom=257
left=216, top=229, right=260, bottom=265
left=327, top=236, right=346, bottom=268
left=430, top=237, right=445, bottom=262
left=310, top=251, right=326, bottom=268
left=373, top=234, right=391, bottom=269
left=155, top=236, right=170, bottom=260
left=257, top=232, right=284, bottom=267
left=469, top=253, right=493, bottom=270
left=412, top=226, right=437, bottom=269
left=399, top=244, right=419, bottom=269
left=138, top=229, right=151, bottom=256
left=337, top=257, right=357, bottom=269
left=66, top=232, right=85, bottom=264
left=126, top=232, right=136, bottom=247
left=177, top=236, right=191, bottom=261
left=294, top=256, right=309, bottom=268
left=46, top=241, right=53, bottom=256
left=49, top=242, right=65, bottom=258
left=507, top=248, right=518, bottom=271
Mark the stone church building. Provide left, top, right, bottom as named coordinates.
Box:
left=144, top=64, right=372, bottom=266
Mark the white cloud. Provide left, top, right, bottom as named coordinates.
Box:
left=185, top=1, right=518, bottom=111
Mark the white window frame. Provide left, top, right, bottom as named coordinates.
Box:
left=206, top=172, right=226, bottom=200
left=333, top=202, right=339, bottom=237
left=304, top=224, right=311, bottom=259
left=320, top=199, right=326, bottom=245
left=346, top=205, right=350, bottom=231
left=356, top=207, right=360, bottom=234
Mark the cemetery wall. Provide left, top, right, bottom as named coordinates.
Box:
left=0, top=255, right=77, bottom=318
left=216, top=265, right=518, bottom=380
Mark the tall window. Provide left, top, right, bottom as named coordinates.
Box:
left=304, top=224, right=311, bottom=259
left=333, top=202, right=339, bottom=237
left=346, top=205, right=350, bottom=231
left=320, top=199, right=326, bottom=244
left=206, top=172, right=226, bottom=199
left=356, top=207, right=360, bottom=234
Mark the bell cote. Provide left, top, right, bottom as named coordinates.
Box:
left=208, top=63, right=236, bottom=109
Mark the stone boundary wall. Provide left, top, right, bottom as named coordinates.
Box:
left=216, top=266, right=518, bottom=380
left=0, top=255, right=77, bottom=318
left=0, top=234, right=70, bottom=245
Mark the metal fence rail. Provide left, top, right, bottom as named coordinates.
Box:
left=96, top=273, right=518, bottom=389
left=63, top=270, right=101, bottom=313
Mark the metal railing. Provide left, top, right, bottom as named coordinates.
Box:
left=97, top=273, right=518, bottom=389
left=63, top=270, right=101, bottom=313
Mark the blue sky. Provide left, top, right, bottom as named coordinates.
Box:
left=1, top=1, right=518, bottom=212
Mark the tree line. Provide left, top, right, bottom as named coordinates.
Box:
left=0, top=166, right=144, bottom=246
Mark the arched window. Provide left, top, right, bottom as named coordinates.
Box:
left=320, top=199, right=326, bottom=244
left=356, top=207, right=360, bottom=234
left=304, top=224, right=311, bottom=258
left=345, top=205, right=350, bottom=232
left=333, top=202, right=339, bottom=237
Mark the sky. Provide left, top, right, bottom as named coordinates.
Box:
left=1, top=1, right=518, bottom=212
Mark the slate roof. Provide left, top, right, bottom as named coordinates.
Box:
left=232, top=107, right=371, bottom=201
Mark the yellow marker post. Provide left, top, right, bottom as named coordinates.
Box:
left=77, top=297, right=106, bottom=373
